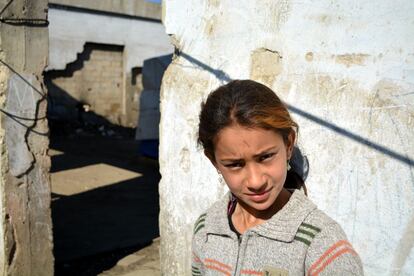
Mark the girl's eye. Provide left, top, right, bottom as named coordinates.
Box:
left=259, top=153, right=275, bottom=162
left=224, top=162, right=243, bottom=169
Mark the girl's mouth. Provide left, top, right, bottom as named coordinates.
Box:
left=246, top=188, right=272, bottom=203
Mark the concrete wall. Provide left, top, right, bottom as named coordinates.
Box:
left=49, top=0, right=162, bottom=20
left=136, top=54, right=172, bottom=140
left=159, top=1, right=414, bottom=275
left=0, top=0, right=53, bottom=274
left=47, top=6, right=172, bottom=72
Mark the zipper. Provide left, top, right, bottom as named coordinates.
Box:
left=233, top=234, right=243, bottom=276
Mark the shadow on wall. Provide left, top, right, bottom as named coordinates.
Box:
left=45, top=43, right=172, bottom=158
left=178, top=51, right=414, bottom=167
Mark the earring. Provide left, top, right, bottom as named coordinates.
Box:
left=217, top=170, right=226, bottom=185
left=287, top=160, right=291, bottom=171
left=218, top=174, right=226, bottom=185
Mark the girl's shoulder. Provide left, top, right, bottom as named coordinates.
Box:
left=301, top=207, right=364, bottom=275
left=192, top=193, right=232, bottom=238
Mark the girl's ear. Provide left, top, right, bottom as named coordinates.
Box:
left=286, top=131, right=296, bottom=160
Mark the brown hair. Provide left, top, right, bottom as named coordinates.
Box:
left=198, top=79, right=304, bottom=190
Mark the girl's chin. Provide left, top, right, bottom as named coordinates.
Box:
left=238, top=191, right=282, bottom=213
left=241, top=197, right=276, bottom=212
left=249, top=201, right=274, bottom=211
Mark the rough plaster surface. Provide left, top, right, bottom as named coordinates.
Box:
left=160, top=0, right=414, bottom=275
left=0, top=0, right=53, bottom=274
left=47, top=7, right=173, bottom=71
left=0, top=49, right=8, bottom=276
left=4, top=74, right=41, bottom=176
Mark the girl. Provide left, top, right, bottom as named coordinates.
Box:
left=192, top=80, right=363, bottom=276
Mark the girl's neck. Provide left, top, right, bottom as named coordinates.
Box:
left=232, top=188, right=291, bottom=234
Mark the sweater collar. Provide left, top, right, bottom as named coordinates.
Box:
left=204, top=193, right=236, bottom=238
left=204, top=189, right=316, bottom=242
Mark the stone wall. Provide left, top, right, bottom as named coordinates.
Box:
left=159, top=1, right=414, bottom=275
left=46, top=43, right=127, bottom=126
left=0, top=0, right=53, bottom=274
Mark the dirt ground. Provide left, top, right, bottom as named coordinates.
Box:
left=50, top=133, right=161, bottom=276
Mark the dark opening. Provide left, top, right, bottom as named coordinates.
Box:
left=45, top=42, right=161, bottom=275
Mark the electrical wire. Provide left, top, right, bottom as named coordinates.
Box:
left=0, top=59, right=48, bottom=136
left=0, top=0, right=13, bottom=17
left=0, top=0, right=48, bottom=27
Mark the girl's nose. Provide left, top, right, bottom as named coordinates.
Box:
left=245, top=163, right=266, bottom=191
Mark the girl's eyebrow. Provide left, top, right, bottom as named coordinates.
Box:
left=219, top=146, right=279, bottom=162
left=219, top=158, right=243, bottom=163
left=252, top=146, right=279, bottom=158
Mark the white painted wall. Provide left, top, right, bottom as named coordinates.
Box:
left=47, top=7, right=173, bottom=71
left=160, top=0, right=414, bottom=275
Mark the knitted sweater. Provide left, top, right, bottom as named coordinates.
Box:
left=192, top=190, right=363, bottom=276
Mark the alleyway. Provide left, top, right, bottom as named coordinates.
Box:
left=49, top=131, right=160, bottom=275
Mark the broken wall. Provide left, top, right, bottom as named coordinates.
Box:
left=46, top=43, right=125, bottom=126
left=0, top=0, right=53, bottom=274
left=46, top=4, right=173, bottom=128
left=159, top=0, right=414, bottom=275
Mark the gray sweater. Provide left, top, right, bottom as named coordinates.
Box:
left=192, top=189, right=363, bottom=276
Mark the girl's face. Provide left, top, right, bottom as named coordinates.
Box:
left=213, top=125, right=294, bottom=215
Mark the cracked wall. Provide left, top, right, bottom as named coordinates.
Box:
left=160, top=0, right=414, bottom=275
left=0, top=0, right=53, bottom=274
